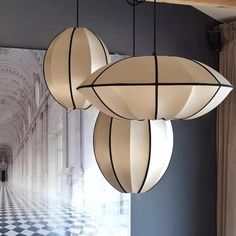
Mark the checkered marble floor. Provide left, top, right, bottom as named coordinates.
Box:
left=0, top=183, right=101, bottom=236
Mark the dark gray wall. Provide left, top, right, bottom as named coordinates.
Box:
left=0, top=1, right=219, bottom=235
left=130, top=3, right=219, bottom=236
left=132, top=112, right=217, bottom=236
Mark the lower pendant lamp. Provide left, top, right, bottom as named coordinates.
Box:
left=44, top=27, right=110, bottom=109
left=93, top=112, right=173, bottom=193
left=77, top=56, right=232, bottom=120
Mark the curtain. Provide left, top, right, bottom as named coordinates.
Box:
left=217, top=22, right=236, bottom=236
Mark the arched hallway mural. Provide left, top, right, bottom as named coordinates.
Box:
left=0, top=48, right=130, bottom=235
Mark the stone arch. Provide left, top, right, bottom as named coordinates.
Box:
left=0, top=145, right=12, bottom=164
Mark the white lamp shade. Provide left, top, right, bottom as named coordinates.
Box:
left=44, top=27, right=111, bottom=109
left=78, top=56, right=232, bottom=120
left=94, top=112, right=173, bottom=193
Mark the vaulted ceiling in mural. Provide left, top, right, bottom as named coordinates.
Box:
left=0, top=48, right=45, bottom=160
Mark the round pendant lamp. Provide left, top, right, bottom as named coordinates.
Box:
left=44, top=27, right=110, bottom=109
left=77, top=56, right=232, bottom=120
left=94, top=112, right=173, bottom=193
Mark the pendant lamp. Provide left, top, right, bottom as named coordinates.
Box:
left=94, top=112, right=173, bottom=193
left=77, top=56, right=232, bottom=120
left=77, top=0, right=232, bottom=120
left=44, top=0, right=110, bottom=109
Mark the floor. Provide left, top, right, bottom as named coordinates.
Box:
left=0, top=183, right=101, bottom=236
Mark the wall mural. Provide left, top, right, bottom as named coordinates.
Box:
left=0, top=48, right=130, bottom=235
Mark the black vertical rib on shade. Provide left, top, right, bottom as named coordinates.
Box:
left=92, top=87, right=131, bottom=120
left=68, top=27, right=77, bottom=109
left=43, top=29, right=68, bottom=109
left=109, top=118, right=127, bottom=193
left=138, top=120, right=152, bottom=193
left=83, top=104, right=92, bottom=110
left=181, top=59, right=222, bottom=120
left=89, top=29, right=109, bottom=64
left=182, top=86, right=221, bottom=120
left=91, top=58, right=127, bottom=86
left=154, top=56, right=158, bottom=119
left=93, top=114, right=119, bottom=191
left=192, top=60, right=220, bottom=84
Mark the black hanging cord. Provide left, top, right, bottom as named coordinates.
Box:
left=153, top=0, right=157, bottom=55
left=126, top=0, right=145, bottom=56
left=133, top=0, right=136, bottom=57
left=76, top=0, right=79, bottom=27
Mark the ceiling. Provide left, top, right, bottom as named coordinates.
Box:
left=146, top=0, right=236, bottom=22
left=195, top=6, right=236, bottom=22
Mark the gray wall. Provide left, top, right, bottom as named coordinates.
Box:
left=130, top=3, right=219, bottom=236
left=0, top=0, right=219, bottom=235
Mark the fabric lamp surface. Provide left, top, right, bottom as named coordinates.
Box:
left=44, top=27, right=110, bottom=109
left=78, top=56, right=232, bottom=120
left=93, top=112, right=173, bottom=193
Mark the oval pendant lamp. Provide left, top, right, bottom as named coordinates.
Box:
left=44, top=0, right=110, bottom=109
left=94, top=112, right=173, bottom=193
left=77, top=55, right=232, bottom=120
left=77, top=0, right=232, bottom=120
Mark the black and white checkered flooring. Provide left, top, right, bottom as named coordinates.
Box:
left=0, top=183, right=99, bottom=236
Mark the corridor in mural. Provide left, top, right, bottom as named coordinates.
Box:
left=0, top=48, right=130, bottom=235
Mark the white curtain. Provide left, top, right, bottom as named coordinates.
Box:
left=217, top=22, right=236, bottom=236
